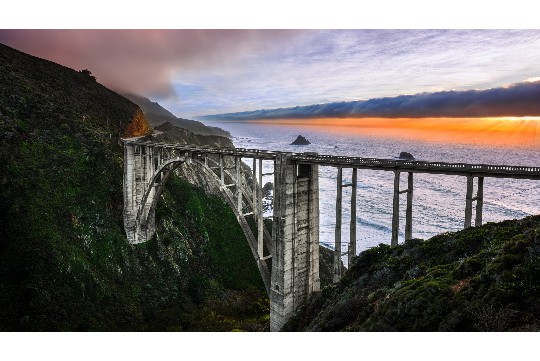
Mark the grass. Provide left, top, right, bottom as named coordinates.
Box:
left=284, top=216, right=540, bottom=331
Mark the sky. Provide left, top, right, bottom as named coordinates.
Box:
left=1, top=29, right=540, bottom=120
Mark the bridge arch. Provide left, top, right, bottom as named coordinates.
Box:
left=124, top=140, right=322, bottom=331
left=123, top=141, right=272, bottom=293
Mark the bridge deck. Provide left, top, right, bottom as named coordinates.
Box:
left=125, top=140, right=540, bottom=180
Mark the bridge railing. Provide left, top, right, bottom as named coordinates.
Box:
left=125, top=140, right=540, bottom=177
left=291, top=153, right=540, bottom=176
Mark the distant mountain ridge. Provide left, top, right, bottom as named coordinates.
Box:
left=123, top=93, right=231, bottom=138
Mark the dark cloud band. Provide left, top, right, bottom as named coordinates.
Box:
left=200, top=80, right=540, bottom=120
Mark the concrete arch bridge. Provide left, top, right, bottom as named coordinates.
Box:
left=123, top=140, right=540, bottom=331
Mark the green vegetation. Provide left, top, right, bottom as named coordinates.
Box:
left=0, top=43, right=267, bottom=331
left=284, top=216, right=540, bottom=331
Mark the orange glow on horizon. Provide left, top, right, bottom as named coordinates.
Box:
left=247, top=117, right=540, bottom=148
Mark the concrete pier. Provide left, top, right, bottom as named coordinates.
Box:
left=391, top=170, right=401, bottom=246
left=257, top=158, right=264, bottom=258
left=334, top=167, right=343, bottom=283
left=405, top=172, right=414, bottom=240
left=391, top=170, right=415, bottom=245
left=348, top=168, right=357, bottom=267
left=465, top=175, right=485, bottom=228
left=465, top=175, right=474, bottom=228
left=270, top=155, right=320, bottom=332
left=475, top=177, right=484, bottom=227
left=236, top=156, right=242, bottom=214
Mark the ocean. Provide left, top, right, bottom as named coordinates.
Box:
left=201, top=119, right=540, bottom=266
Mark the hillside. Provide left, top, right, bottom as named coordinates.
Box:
left=0, top=43, right=267, bottom=331
left=123, top=93, right=231, bottom=138
left=149, top=121, right=232, bottom=148
left=284, top=215, right=540, bottom=331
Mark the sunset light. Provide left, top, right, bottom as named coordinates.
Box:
left=247, top=117, right=540, bottom=148
left=488, top=116, right=540, bottom=121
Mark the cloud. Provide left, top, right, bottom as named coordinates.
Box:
left=172, top=30, right=540, bottom=117
left=0, top=29, right=302, bottom=97
left=2, top=30, right=540, bottom=118
left=199, top=80, right=540, bottom=120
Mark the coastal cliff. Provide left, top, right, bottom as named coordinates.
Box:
left=0, top=43, right=267, bottom=331
left=284, top=216, right=540, bottom=331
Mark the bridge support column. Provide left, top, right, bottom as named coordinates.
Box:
left=123, top=142, right=138, bottom=242
left=252, top=158, right=257, bottom=218
left=334, top=167, right=343, bottom=283
left=270, top=155, right=320, bottom=331
left=405, top=172, right=414, bottom=240
left=391, top=170, right=400, bottom=246
left=475, top=177, right=484, bottom=226
left=257, top=158, right=264, bottom=258
left=219, top=154, right=224, bottom=185
left=236, top=156, right=242, bottom=213
left=464, top=175, right=474, bottom=228
left=348, top=168, right=357, bottom=267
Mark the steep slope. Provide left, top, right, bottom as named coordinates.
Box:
left=123, top=93, right=231, bottom=138
left=284, top=215, right=540, bottom=331
left=0, top=43, right=267, bottom=331
left=150, top=121, right=233, bottom=148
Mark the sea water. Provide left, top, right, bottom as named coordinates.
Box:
left=201, top=120, right=540, bottom=266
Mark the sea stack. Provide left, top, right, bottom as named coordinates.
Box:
left=291, top=135, right=311, bottom=145
left=399, top=151, right=415, bottom=160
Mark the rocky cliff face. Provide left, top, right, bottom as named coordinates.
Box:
left=0, top=42, right=267, bottom=331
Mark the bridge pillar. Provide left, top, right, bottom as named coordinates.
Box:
left=270, top=154, right=320, bottom=331
left=235, top=156, right=242, bottom=213
left=405, top=172, right=414, bottom=240
left=475, top=177, right=484, bottom=226
left=348, top=168, right=357, bottom=267
left=464, top=175, right=474, bottom=228
left=123, top=142, right=138, bottom=242
left=391, top=171, right=414, bottom=245
left=465, top=176, right=486, bottom=228
left=391, top=170, right=400, bottom=246
left=257, top=158, right=264, bottom=258
left=334, top=167, right=343, bottom=283
left=219, top=154, right=224, bottom=185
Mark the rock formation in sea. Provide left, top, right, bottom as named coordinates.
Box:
left=399, top=151, right=415, bottom=160
left=291, top=135, right=311, bottom=145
